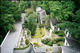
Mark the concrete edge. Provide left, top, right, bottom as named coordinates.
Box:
left=0, top=31, right=10, bottom=47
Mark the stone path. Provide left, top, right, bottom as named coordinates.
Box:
left=1, top=13, right=26, bottom=53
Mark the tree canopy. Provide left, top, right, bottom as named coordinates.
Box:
left=36, top=1, right=80, bottom=40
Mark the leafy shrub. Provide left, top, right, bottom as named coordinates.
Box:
left=69, top=28, right=80, bottom=40
left=27, top=30, right=31, bottom=35
left=57, top=41, right=64, bottom=46
left=45, top=25, right=51, bottom=31
left=41, top=39, right=47, bottom=44
left=25, top=8, right=33, bottom=16
left=32, top=28, right=44, bottom=38
left=47, top=41, right=53, bottom=46
left=39, top=24, right=44, bottom=28
left=0, top=1, right=27, bottom=36
left=55, top=37, right=65, bottom=43
left=49, top=48, right=52, bottom=51
left=33, top=42, right=40, bottom=47
left=0, top=14, right=15, bottom=36
left=24, top=12, right=37, bottom=36
left=46, top=49, right=48, bottom=52
left=41, top=38, right=53, bottom=46
left=54, top=30, right=65, bottom=37
left=19, top=1, right=28, bottom=12
left=25, top=39, right=30, bottom=45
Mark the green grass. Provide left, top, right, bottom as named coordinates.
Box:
left=32, top=28, right=44, bottom=38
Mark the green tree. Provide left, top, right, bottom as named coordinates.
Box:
left=62, top=1, right=75, bottom=21
left=0, top=1, right=27, bottom=44
left=24, top=12, right=37, bottom=35
left=31, top=1, right=37, bottom=11
left=0, top=14, right=15, bottom=37
left=71, top=9, right=80, bottom=23
left=49, top=1, right=62, bottom=20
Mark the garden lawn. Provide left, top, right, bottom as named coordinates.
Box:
left=32, top=28, right=44, bottom=38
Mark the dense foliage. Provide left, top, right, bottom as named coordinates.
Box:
left=0, top=1, right=28, bottom=44
left=41, top=38, right=64, bottom=46
left=54, top=30, right=65, bottom=37
left=37, top=1, right=75, bottom=21
left=24, top=12, right=37, bottom=35
left=41, top=38, right=54, bottom=46
left=36, top=1, right=80, bottom=40
left=0, top=0, right=80, bottom=44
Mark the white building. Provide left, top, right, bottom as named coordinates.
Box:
left=36, top=7, right=46, bottom=24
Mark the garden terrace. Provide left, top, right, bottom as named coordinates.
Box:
left=0, top=0, right=80, bottom=53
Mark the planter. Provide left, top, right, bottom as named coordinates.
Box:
left=14, top=44, right=32, bottom=53
left=14, top=43, right=30, bottom=50
left=14, top=38, right=30, bottom=50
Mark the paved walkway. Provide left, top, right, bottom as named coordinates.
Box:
left=1, top=13, right=26, bottom=53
